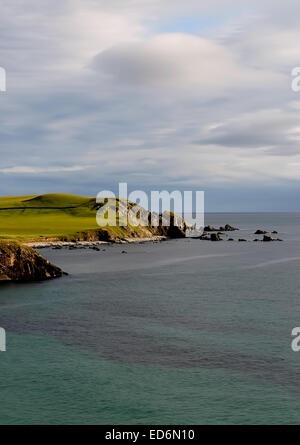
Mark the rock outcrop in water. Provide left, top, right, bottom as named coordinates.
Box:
left=224, top=224, right=239, bottom=231
left=0, top=241, right=65, bottom=282
left=204, top=225, right=218, bottom=232
left=204, top=224, right=239, bottom=232
left=211, top=233, right=223, bottom=241
left=263, top=235, right=283, bottom=242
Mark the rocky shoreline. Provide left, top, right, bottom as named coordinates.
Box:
left=26, top=223, right=284, bottom=248
left=25, top=236, right=167, bottom=249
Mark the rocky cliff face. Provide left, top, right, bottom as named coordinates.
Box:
left=0, top=241, right=65, bottom=282
left=58, top=209, right=189, bottom=243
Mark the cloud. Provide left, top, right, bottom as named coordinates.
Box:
left=0, top=0, right=146, bottom=94
left=1, top=0, right=300, bottom=210
left=197, top=108, right=300, bottom=154
left=92, top=33, right=283, bottom=94
left=0, top=165, right=87, bottom=174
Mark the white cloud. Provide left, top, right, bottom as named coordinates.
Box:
left=0, top=166, right=87, bottom=174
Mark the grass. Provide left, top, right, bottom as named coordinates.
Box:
left=0, top=239, right=31, bottom=252
left=0, top=193, right=135, bottom=241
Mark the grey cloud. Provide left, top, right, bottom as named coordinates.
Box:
left=91, top=33, right=284, bottom=94
left=196, top=109, right=300, bottom=154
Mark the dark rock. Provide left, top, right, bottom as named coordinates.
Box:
left=189, top=231, right=211, bottom=240
left=262, top=235, right=283, bottom=242
left=224, top=224, right=239, bottom=231
left=263, top=235, right=273, bottom=242
left=151, top=212, right=189, bottom=239
left=89, top=246, right=100, bottom=251
left=164, top=225, right=186, bottom=238
left=211, top=233, right=223, bottom=241
left=204, top=225, right=218, bottom=232
left=228, top=238, right=234, bottom=241
left=262, top=235, right=282, bottom=242
left=238, top=239, right=247, bottom=242
left=255, top=230, right=268, bottom=235
left=200, top=235, right=211, bottom=240
left=272, top=231, right=278, bottom=234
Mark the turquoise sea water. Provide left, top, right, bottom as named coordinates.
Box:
left=1, top=213, right=300, bottom=425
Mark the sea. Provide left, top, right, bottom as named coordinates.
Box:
left=1, top=213, right=300, bottom=425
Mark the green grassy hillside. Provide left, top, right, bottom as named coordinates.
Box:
left=0, top=194, right=100, bottom=241
left=0, top=193, right=178, bottom=242
left=0, top=193, right=91, bottom=209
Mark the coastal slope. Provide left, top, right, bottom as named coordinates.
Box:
left=0, top=193, right=188, bottom=243
left=0, top=240, right=65, bottom=282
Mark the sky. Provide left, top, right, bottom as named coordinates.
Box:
left=0, top=0, right=300, bottom=211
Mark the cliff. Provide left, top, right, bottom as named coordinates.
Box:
left=59, top=210, right=188, bottom=243
left=0, top=241, right=65, bottom=282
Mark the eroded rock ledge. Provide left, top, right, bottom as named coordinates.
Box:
left=0, top=241, right=65, bottom=282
